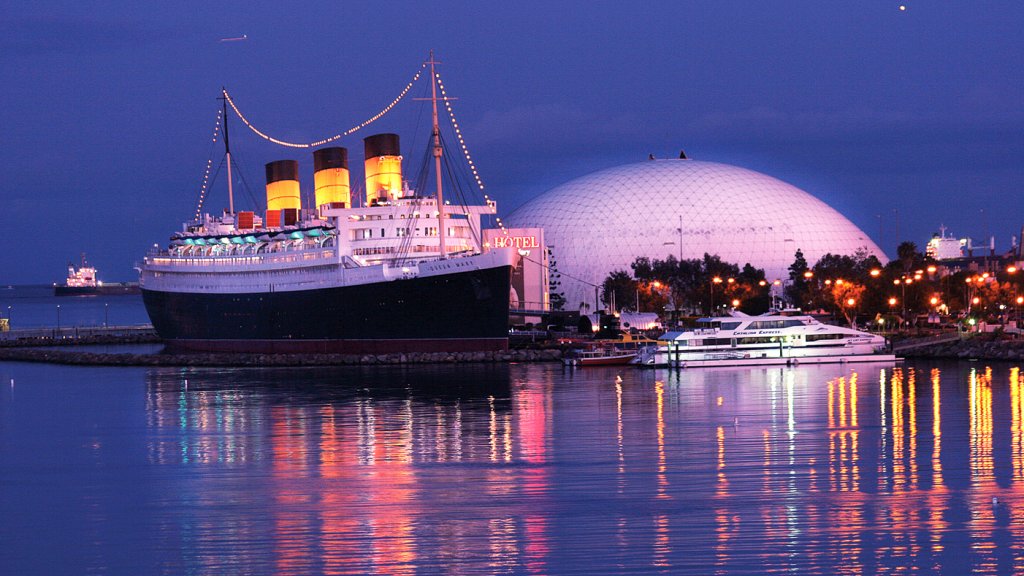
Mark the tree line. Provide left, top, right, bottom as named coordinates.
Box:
left=600, top=242, right=1023, bottom=328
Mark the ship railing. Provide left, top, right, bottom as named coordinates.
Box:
left=147, top=246, right=338, bottom=269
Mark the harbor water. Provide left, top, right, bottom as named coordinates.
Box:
left=3, top=357, right=1024, bottom=574
left=0, top=285, right=149, bottom=330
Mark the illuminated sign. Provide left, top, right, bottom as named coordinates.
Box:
left=492, top=235, right=540, bottom=249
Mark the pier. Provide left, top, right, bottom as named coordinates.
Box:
left=0, top=324, right=159, bottom=347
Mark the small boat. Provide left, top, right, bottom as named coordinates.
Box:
left=597, top=331, right=660, bottom=351
left=563, top=346, right=638, bottom=367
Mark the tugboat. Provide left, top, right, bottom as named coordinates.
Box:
left=139, top=54, right=518, bottom=353
left=55, top=255, right=140, bottom=296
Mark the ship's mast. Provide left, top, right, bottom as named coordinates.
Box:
left=220, top=89, right=235, bottom=216
left=427, top=51, right=446, bottom=258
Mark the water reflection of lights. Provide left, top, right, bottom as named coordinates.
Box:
left=656, top=380, right=669, bottom=499
left=132, top=362, right=1024, bottom=573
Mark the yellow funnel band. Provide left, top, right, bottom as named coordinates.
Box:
left=314, top=167, right=351, bottom=208
left=364, top=155, right=402, bottom=203
left=267, top=180, right=301, bottom=211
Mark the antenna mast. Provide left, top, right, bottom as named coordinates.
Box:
left=428, top=51, right=446, bottom=258
left=219, top=89, right=235, bottom=216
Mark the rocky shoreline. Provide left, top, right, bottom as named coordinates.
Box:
left=4, top=333, right=1024, bottom=367
left=0, top=345, right=564, bottom=367
left=901, top=335, right=1024, bottom=362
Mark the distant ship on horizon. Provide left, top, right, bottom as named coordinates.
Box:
left=54, top=255, right=140, bottom=296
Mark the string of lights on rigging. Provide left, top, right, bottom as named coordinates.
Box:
left=222, top=64, right=425, bottom=149
left=435, top=70, right=506, bottom=234
left=194, top=109, right=223, bottom=219
left=211, top=59, right=506, bottom=234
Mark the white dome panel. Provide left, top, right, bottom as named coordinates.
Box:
left=505, top=159, right=884, bottom=309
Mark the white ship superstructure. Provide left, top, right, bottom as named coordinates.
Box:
left=642, top=311, right=895, bottom=368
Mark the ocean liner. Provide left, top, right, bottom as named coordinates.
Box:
left=140, top=57, right=517, bottom=353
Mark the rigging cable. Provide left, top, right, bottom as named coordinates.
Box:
left=193, top=109, right=223, bottom=219
left=435, top=69, right=504, bottom=233
left=223, top=64, right=426, bottom=149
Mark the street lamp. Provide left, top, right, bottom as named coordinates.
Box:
left=710, top=276, right=723, bottom=315
left=844, top=297, right=857, bottom=327
left=104, top=303, right=109, bottom=328
left=56, top=304, right=61, bottom=334
left=893, top=278, right=909, bottom=324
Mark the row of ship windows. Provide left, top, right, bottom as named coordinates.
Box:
left=746, top=319, right=807, bottom=329
left=156, top=251, right=335, bottom=267
left=352, top=245, right=438, bottom=256
left=359, top=211, right=444, bottom=221
left=681, top=333, right=846, bottom=347
left=150, top=264, right=338, bottom=279
left=351, top=227, right=472, bottom=239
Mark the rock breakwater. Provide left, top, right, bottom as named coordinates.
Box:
left=0, top=347, right=564, bottom=367
left=903, top=336, right=1024, bottom=361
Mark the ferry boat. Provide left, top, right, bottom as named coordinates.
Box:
left=55, top=256, right=141, bottom=296
left=139, top=57, right=517, bottom=353
left=641, top=311, right=896, bottom=368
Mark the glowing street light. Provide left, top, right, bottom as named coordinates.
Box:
left=731, top=299, right=740, bottom=308
left=710, top=276, right=723, bottom=314
left=870, top=269, right=881, bottom=277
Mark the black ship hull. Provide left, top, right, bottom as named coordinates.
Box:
left=142, top=264, right=512, bottom=354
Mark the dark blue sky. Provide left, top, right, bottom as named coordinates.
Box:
left=2, top=1, right=1022, bottom=283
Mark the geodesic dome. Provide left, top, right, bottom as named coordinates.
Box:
left=505, top=158, right=884, bottom=309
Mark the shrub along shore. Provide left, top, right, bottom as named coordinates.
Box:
left=900, top=334, right=1024, bottom=362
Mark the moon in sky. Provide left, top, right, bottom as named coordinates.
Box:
left=899, top=5, right=906, bottom=10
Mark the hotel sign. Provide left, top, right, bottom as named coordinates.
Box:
left=493, top=235, right=540, bottom=249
